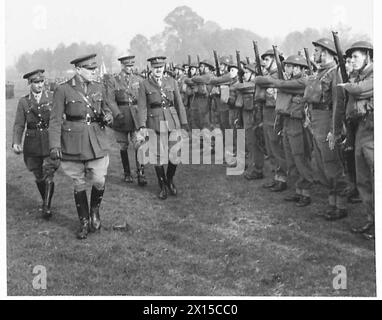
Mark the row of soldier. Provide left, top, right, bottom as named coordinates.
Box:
left=12, top=34, right=374, bottom=241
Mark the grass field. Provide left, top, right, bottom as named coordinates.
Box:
left=6, top=88, right=376, bottom=296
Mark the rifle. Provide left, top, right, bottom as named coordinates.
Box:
left=213, top=50, right=221, bottom=77
left=146, top=65, right=150, bottom=79
left=252, top=41, right=263, bottom=76
left=303, top=48, right=313, bottom=76
left=246, top=57, right=250, bottom=65
left=332, top=31, right=355, bottom=181
left=236, top=50, right=244, bottom=83
left=332, top=31, right=349, bottom=83
left=197, top=55, right=200, bottom=67
left=272, top=45, right=285, bottom=80
left=187, top=55, right=192, bottom=78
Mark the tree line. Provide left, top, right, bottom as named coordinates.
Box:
left=10, top=5, right=371, bottom=80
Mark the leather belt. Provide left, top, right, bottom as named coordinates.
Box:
left=66, top=115, right=97, bottom=122
left=27, top=123, right=48, bottom=130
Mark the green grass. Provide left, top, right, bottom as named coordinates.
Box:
left=6, top=90, right=376, bottom=296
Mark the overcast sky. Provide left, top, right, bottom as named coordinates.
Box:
left=5, top=0, right=373, bottom=66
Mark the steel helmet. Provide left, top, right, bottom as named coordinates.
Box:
left=261, top=49, right=285, bottom=62
left=283, top=55, right=308, bottom=68
left=345, top=41, right=373, bottom=57
left=312, top=38, right=337, bottom=55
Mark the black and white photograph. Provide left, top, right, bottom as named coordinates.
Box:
left=2, top=0, right=377, bottom=299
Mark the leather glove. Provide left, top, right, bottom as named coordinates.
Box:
left=50, top=147, right=62, bottom=160
left=12, top=144, right=22, bottom=154
left=103, top=113, right=113, bottom=125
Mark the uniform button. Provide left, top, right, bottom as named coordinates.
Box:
left=38, top=114, right=41, bottom=117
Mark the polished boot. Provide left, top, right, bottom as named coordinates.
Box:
left=89, top=186, right=104, bottom=232
left=284, top=194, right=302, bottom=202
left=262, top=180, right=277, bottom=189
left=296, top=196, right=312, bottom=207
left=136, top=151, right=147, bottom=186
left=155, top=166, right=168, bottom=200
left=351, top=221, right=374, bottom=234
left=74, top=190, right=90, bottom=240
left=42, top=181, right=54, bottom=219
left=270, top=181, right=287, bottom=192
left=120, top=150, right=133, bottom=183
left=324, top=208, right=348, bottom=221
left=166, top=162, right=177, bottom=196
left=36, top=181, right=46, bottom=210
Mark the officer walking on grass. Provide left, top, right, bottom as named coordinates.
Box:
left=49, top=54, right=113, bottom=240
left=105, top=55, right=147, bottom=186
left=137, top=56, right=188, bottom=200
left=12, top=69, right=60, bottom=219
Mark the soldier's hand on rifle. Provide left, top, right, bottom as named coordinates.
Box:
left=181, top=123, right=190, bottom=133
left=103, top=112, right=113, bottom=125
left=50, top=147, right=62, bottom=160
left=337, top=83, right=346, bottom=88
left=12, top=144, right=22, bottom=154
left=326, top=132, right=340, bottom=151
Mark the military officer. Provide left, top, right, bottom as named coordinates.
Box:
left=338, top=41, right=374, bottom=239
left=137, top=56, right=188, bottom=200
left=49, top=54, right=113, bottom=239
left=255, top=49, right=288, bottom=191
left=105, top=55, right=147, bottom=186
left=12, top=69, right=60, bottom=219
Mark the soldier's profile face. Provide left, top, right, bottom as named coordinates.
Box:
left=345, top=57, right=353, bottom=74
left=243, top=69, right=252, bottom=81
left=284, top=64, right=294, bottom=77
left=263, top=56, right=273, bottom=69
left=30, top=80, right=44, bottom=93
left=190, top=67, right=197, bottom=76
left=313, top=46, right=323, bottom=63
left=351, top=50, right=367, bottom=71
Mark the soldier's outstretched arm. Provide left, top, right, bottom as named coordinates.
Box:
left=12, top=98, right=27, bottom=147
left=342, top=78, right=373, bottom=98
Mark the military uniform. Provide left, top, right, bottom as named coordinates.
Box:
left=12, top=69, right=59, bottom=219
left=257, top=56, right=314, bottom=205
left=305, top=38, right=348, bottom=218
left=137, top=56, right=188, bottom=200
left=49, top=54, right=113, bottom=239
left=106, top=55, right=146, bottom=185
left=342, top=41, right=374, bottom=238
left=256, top=50, right=287, bottom=191
left=233, top=63, right=264, bottom=179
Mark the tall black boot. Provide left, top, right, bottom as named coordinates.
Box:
left=74, top=190, right=89, bottom=240
left=36, top=180, right=45, bottom=201
left=42, top=181, right=54, bottom=219
left=136, top=151, right=147, bottom=187
left=120, top=150, right=133, bottom=183
left=89, top=186, right=104, bottom=232
left=154, top=166, right=168, bottom=200
left=166, top=162, right=177, bottom=196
